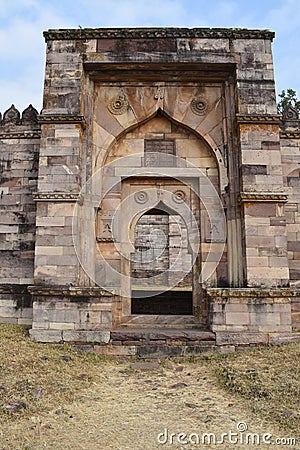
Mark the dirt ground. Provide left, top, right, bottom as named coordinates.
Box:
left=0, top=325, right=299, bottom=450
left=1, top=358, right=297, bottom=450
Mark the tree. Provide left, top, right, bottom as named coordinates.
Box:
left=277, top=89, right=300, bottom=114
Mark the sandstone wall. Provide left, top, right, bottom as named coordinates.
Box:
left=0, top=104, right=40, bottom=285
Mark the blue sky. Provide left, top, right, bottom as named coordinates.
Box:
left=0, top=0, right=299, bottom=114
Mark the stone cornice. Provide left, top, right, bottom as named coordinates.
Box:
left=240, top=192, right=288, bottom=203
left=206, top=288, right=292, bottom=299
left=28, top=286, right=114, bottom=297
left=0, top=284, right=30, bottom=294
left=38, top=114, right=86, bottom=127
left=236, top=114, right=280, bottom=125
left=0, top=130, right=41, bottom=139
left=280, top=130, right=300, bottom=139
left=33, top=192, right=80, bottom=202
left=44, top=27, right=275, bottom=42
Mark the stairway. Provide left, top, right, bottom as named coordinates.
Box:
left=95, top=328, right=217, bottom=358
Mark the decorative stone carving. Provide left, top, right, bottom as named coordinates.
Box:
left=28, top=286, right=113, bottom=297
left=283, top=106, right=299, bottom=121
left=21, top=104, right=38, bottom=124
left=172, top=190, right=186, bottom=203
left=38, top=114, right=86, bottom=127
left=44, top=28, right=275, bottom=42
left=134, top=191, right=148, bottom=204
left=96, top=236, right=115, bottom=242
left=280, top=130, right=300, bottom=139
left=0, top=131, right=41, bottom=139
left=33, top=192, right=80, bottom=202
left=190, top=97, right=208, bottom=115
left=236, top=114, right=280, bottom=124
left=97, top=210, right=114, bottom=241
left=107, top=95, right=128, bottom=115
left=281, top=106, right=300, bottom=129
left=154, top=87, right=164, bottom=100
left=240, top=192, right=288, bottom=203
left=3, top=104, right=20, bottom=124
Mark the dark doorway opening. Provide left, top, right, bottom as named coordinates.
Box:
left=131, top=290, right=193, bottom=315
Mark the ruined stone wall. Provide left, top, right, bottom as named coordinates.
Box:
left=0, top=105, right=40, bottom=285
left=0, top=104, right=40, bottom=325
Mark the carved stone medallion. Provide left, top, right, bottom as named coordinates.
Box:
left=134, top=191, right=149, bottom=204
left=172, top=190, right=186, bottom=203
left=190, top=97, right=208, bottom=116
left=107, top=95, right=128, bottom=115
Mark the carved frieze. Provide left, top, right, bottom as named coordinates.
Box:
left=38, top=114, right=86, bottom=127
left=28, top=285, right=114, bottom=297
left=44, top=28, right=275, bottom=42
left=236, top=114, right=281, bottom=125
left=33, top=192, right=80, bottom=202
left=280, top=130, right=300, bottom=139
left=0, top=131, right=41, bottom=139
left=240, top=192, right=288, bottom=203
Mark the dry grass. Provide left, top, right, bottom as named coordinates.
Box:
left=0, top=324, right=299, bottom=449
left=215, top=342, right=300, bottom=434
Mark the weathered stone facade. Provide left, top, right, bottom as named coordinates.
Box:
left=0, top=27, right=299, bottom=354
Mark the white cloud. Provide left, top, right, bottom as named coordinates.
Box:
left=0, top=0, right=300, bottom=112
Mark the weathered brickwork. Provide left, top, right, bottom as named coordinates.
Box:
left=0, top=27, right=299, bottom=350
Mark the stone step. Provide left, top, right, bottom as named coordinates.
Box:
left=111, top=328, right=215, bottom=343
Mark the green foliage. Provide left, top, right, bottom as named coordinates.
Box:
left=277, top=88, right=300, bottom=114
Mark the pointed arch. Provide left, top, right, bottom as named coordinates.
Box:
left=100, top=108, right=228, bottom=192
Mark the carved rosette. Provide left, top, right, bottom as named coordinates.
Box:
left=190, top=97, right=208, bottom=116
left=107, top=95, right=129, bottom=115
left=172, top=190, right=186, bottom=203
left=134, top=191, right=148, bottom=204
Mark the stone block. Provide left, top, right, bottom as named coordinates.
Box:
left=269, top=333, right=300, bottom=345
left=49, top=322, right=75, bottom=330
left=94, top=344, right=136, bottom=356
left=29, top=329, right=63, bottom=343
left=17, top=318, right=32, bottom=326
left=225, top=312, right=250, bottom=325
left=215, top=332, right=268, bottom=345
left=36, top=217, right=65, bottom=227
left=62, top=330, right=110, bottom=343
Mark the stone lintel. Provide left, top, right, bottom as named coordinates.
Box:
left=206, top=287, right=292, bottom=299
left=44, top=27, right=275, bottom=42
left=236, top=114, right=280, bottom=125
left=38, top=114, right=86, bottom=128
left=240, top=192, right=288, bottom=203
left=33, top=192, right=80, bottom=202
left=28, top=285, right=114, bottom=297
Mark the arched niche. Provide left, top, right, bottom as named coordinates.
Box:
left=96, top=110, right=228, bottom=194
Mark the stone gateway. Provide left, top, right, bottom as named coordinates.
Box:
left=0, top=27, right=299, bottom=355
